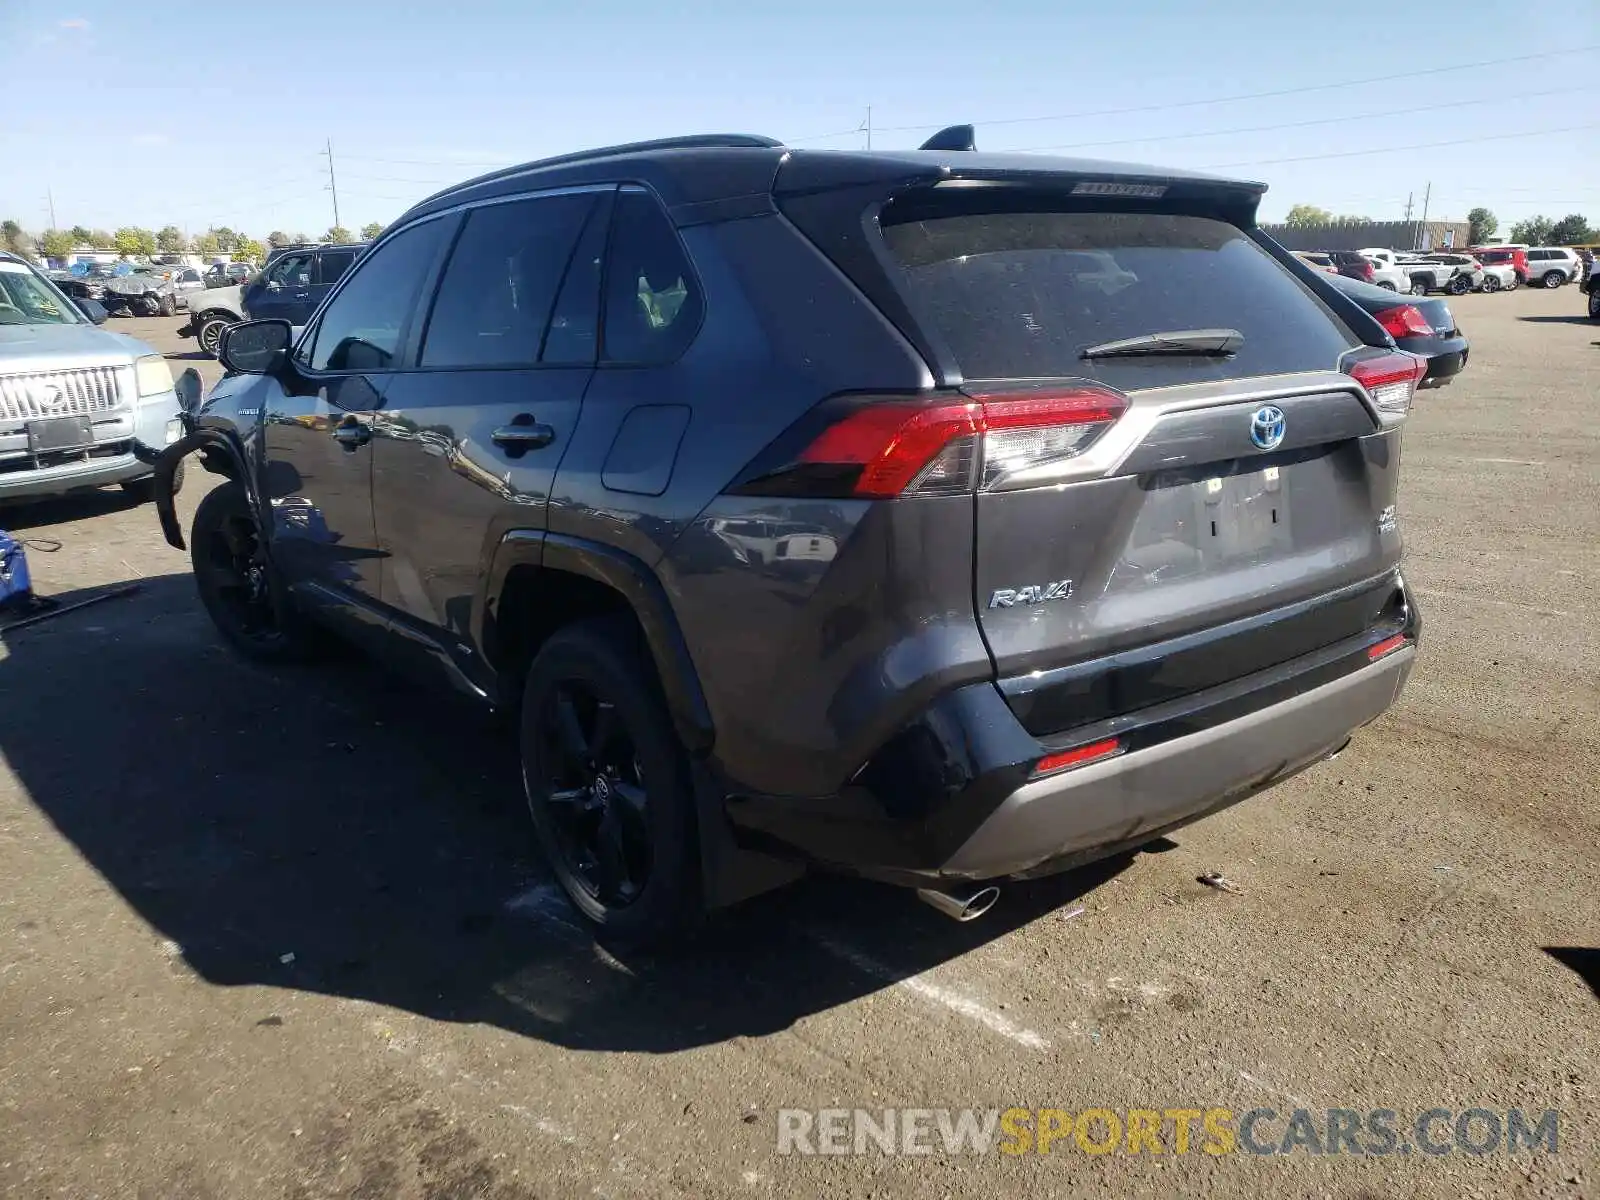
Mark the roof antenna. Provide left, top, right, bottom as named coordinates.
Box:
left=919, top=124, right=977, bottom=152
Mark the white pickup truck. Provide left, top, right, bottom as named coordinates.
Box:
left=1358, top=248, right=1469, bottom=296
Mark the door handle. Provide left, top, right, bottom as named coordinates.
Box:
left=332, top=416, right=371, bottom=450
left=491, top=417, right=555, bottom=451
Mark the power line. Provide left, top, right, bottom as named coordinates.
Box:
left=868, top=46, right=1597, bottom=134
left=1207, top=122, right=1600, bottom=169
left=1010, top=86, right=1596, bottom=153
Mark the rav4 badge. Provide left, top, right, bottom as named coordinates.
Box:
left=989, top=580, right=1074, bottom=609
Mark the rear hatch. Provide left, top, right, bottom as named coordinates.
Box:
left=778, top=161, right=1416, bottom=737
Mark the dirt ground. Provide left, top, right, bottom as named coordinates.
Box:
left=1, top=289, right=1595, bottom=1199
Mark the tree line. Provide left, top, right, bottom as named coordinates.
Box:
left=1, top=220, right=388, bottom=263
left=1283, top=205, right=1594, bottom=247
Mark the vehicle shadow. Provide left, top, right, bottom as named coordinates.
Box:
left=1517, top=315, right=1595, bottom=325
left=0, top=573, right=1135, bottom=1054
left=1544, top=948, right=1600, bottom=1003
left=0, top=489, right=146, bottom=531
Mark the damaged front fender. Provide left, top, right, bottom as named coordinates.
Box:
left=147, top=426, right=246, bottom=551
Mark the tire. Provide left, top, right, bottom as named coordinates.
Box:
left=1541, top=271, right=1565, bottom=289
left=1409, top=278, right=1430, bottom=296
left=519, top=616, right=702, bottom=946
left=1448, top=274, right=1471, bottom=295
left=158, top=292, right=177, bottom=317
left=120, top=458, right=185, bottom=502
left=1482, top=275, right=1501, bottom=293
left=135, top=294, right=161, bottom=317
left=197, top=314, right=231, bottom=358
left=1376, top=280, right=1397, bottom=291
left=1589, top=287, right=1600, bottom=321
left=189, top=480, right=321, bottom=663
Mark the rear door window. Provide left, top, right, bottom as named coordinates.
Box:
left=880, top=202, right=1357, bottom=389
left=420, top=191, right=598, bottom=368
left=317, top=248, right=359, bottom=286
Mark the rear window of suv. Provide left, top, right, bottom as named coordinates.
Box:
left=879, top=200, right=1357, bottom=389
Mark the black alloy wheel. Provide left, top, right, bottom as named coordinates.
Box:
left=190, top=482, right=316, bottom=662
left=534, top=680, right=653, bottom=906
left=520, top=617, right=700, bottom=944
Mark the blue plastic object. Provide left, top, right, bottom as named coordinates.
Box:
left=0, top=530, right=34, bottom=613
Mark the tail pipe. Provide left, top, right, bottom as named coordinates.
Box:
left=916, top=885, right=1000, bottom=922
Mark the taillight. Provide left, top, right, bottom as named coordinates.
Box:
left=1346, top=350, right=1427, bottom=422
left=740, top=384, right=1129, bottom=499
left=1358, top=260, right=1374, bottom=281
left=1375, top=304, right=1433, bottom=339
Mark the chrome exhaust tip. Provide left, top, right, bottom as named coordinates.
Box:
left=916, top=885, right=1001, bottom=922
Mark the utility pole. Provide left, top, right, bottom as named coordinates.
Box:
left=46, top=187, right=57, bottom=229
left=1417, top=182, right=1431, bottom=250
left=322, top=138, right=341, bottom=232
left=1402, top=192, right=1414, bottom=222
left=863, top=106, right=872, bottom=151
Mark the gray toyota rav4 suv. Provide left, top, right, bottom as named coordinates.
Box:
left=150, top=131, right=1422, bottom=943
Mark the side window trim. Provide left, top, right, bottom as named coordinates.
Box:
left=292, top=211, right=457, bottom=382
left=407, top=182, right=618, bottom=373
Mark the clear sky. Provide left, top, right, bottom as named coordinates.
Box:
left=3, top=0, right=1596, bottom=240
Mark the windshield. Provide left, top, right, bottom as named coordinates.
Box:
left=0, top=262, right=83, bottom=326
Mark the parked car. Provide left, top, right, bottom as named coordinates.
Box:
left=1524, top=247, right=1582, bottom=288
left=204, top=262, right=256, bottom=289
left=1417, top=253, right=1482, bottom=293
left=45, top=270, right=105, bottom=304
left=1329, top=250, right=1378, bottom=284
left=101, top=272, right=180, bottom=317
left=1472, top=246, right=1529, bottom=284
left=1293, top=251, right=1337, bottom=273
left=1365, top=257, right=1410, bottom=291
left=165, top=265, right=206, bottom=309
left=1359, top=248, right=1462, bottom=296
left=148, top=132, right=1421, bottom=942
left=0, top=252, right=185, bottom=504
left=240, top=242, right=365, bottom=326
left=1325, top=272, right=1468, bottom=388
left=176, top=284, right=245, bottom=356
left=1584, top=255, right=1600, bottom=320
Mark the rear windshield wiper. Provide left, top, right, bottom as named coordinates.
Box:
left=1080, top=329, right=1243, bottom=359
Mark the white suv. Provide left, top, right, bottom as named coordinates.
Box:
left=1525, top=247, right=1581, bottom=288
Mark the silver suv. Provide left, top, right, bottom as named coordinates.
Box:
left=1525, top=247, right=1581, bottom=288
left=1, top=253, right=185, bottom=504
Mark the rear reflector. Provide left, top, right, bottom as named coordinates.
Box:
left=1346, top=350, right=1427, bottom=420
left=768, top=385, right=1129, bottom=499
left=1033, top=737, right=1123, bottom=777
left=1366, top=633, right=1409, bottom=662
left=1375, top=304, right=1434, bottom=339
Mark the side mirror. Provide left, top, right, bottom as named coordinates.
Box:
left=174, top=367, right=204, bottom=414
left=77, top=298, right=108, bottom=325
left=219, top=319, right=293, bottom=375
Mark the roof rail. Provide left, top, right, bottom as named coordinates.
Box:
left=422, top=134, right=785, bottom=204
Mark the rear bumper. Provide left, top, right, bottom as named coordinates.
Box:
left=724, top=574, right=1419, bottom=886
left=943, top=646, right=1412, bottom=878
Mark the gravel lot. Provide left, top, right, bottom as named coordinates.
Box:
left=1, top=290, right=1595, bottom=1199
